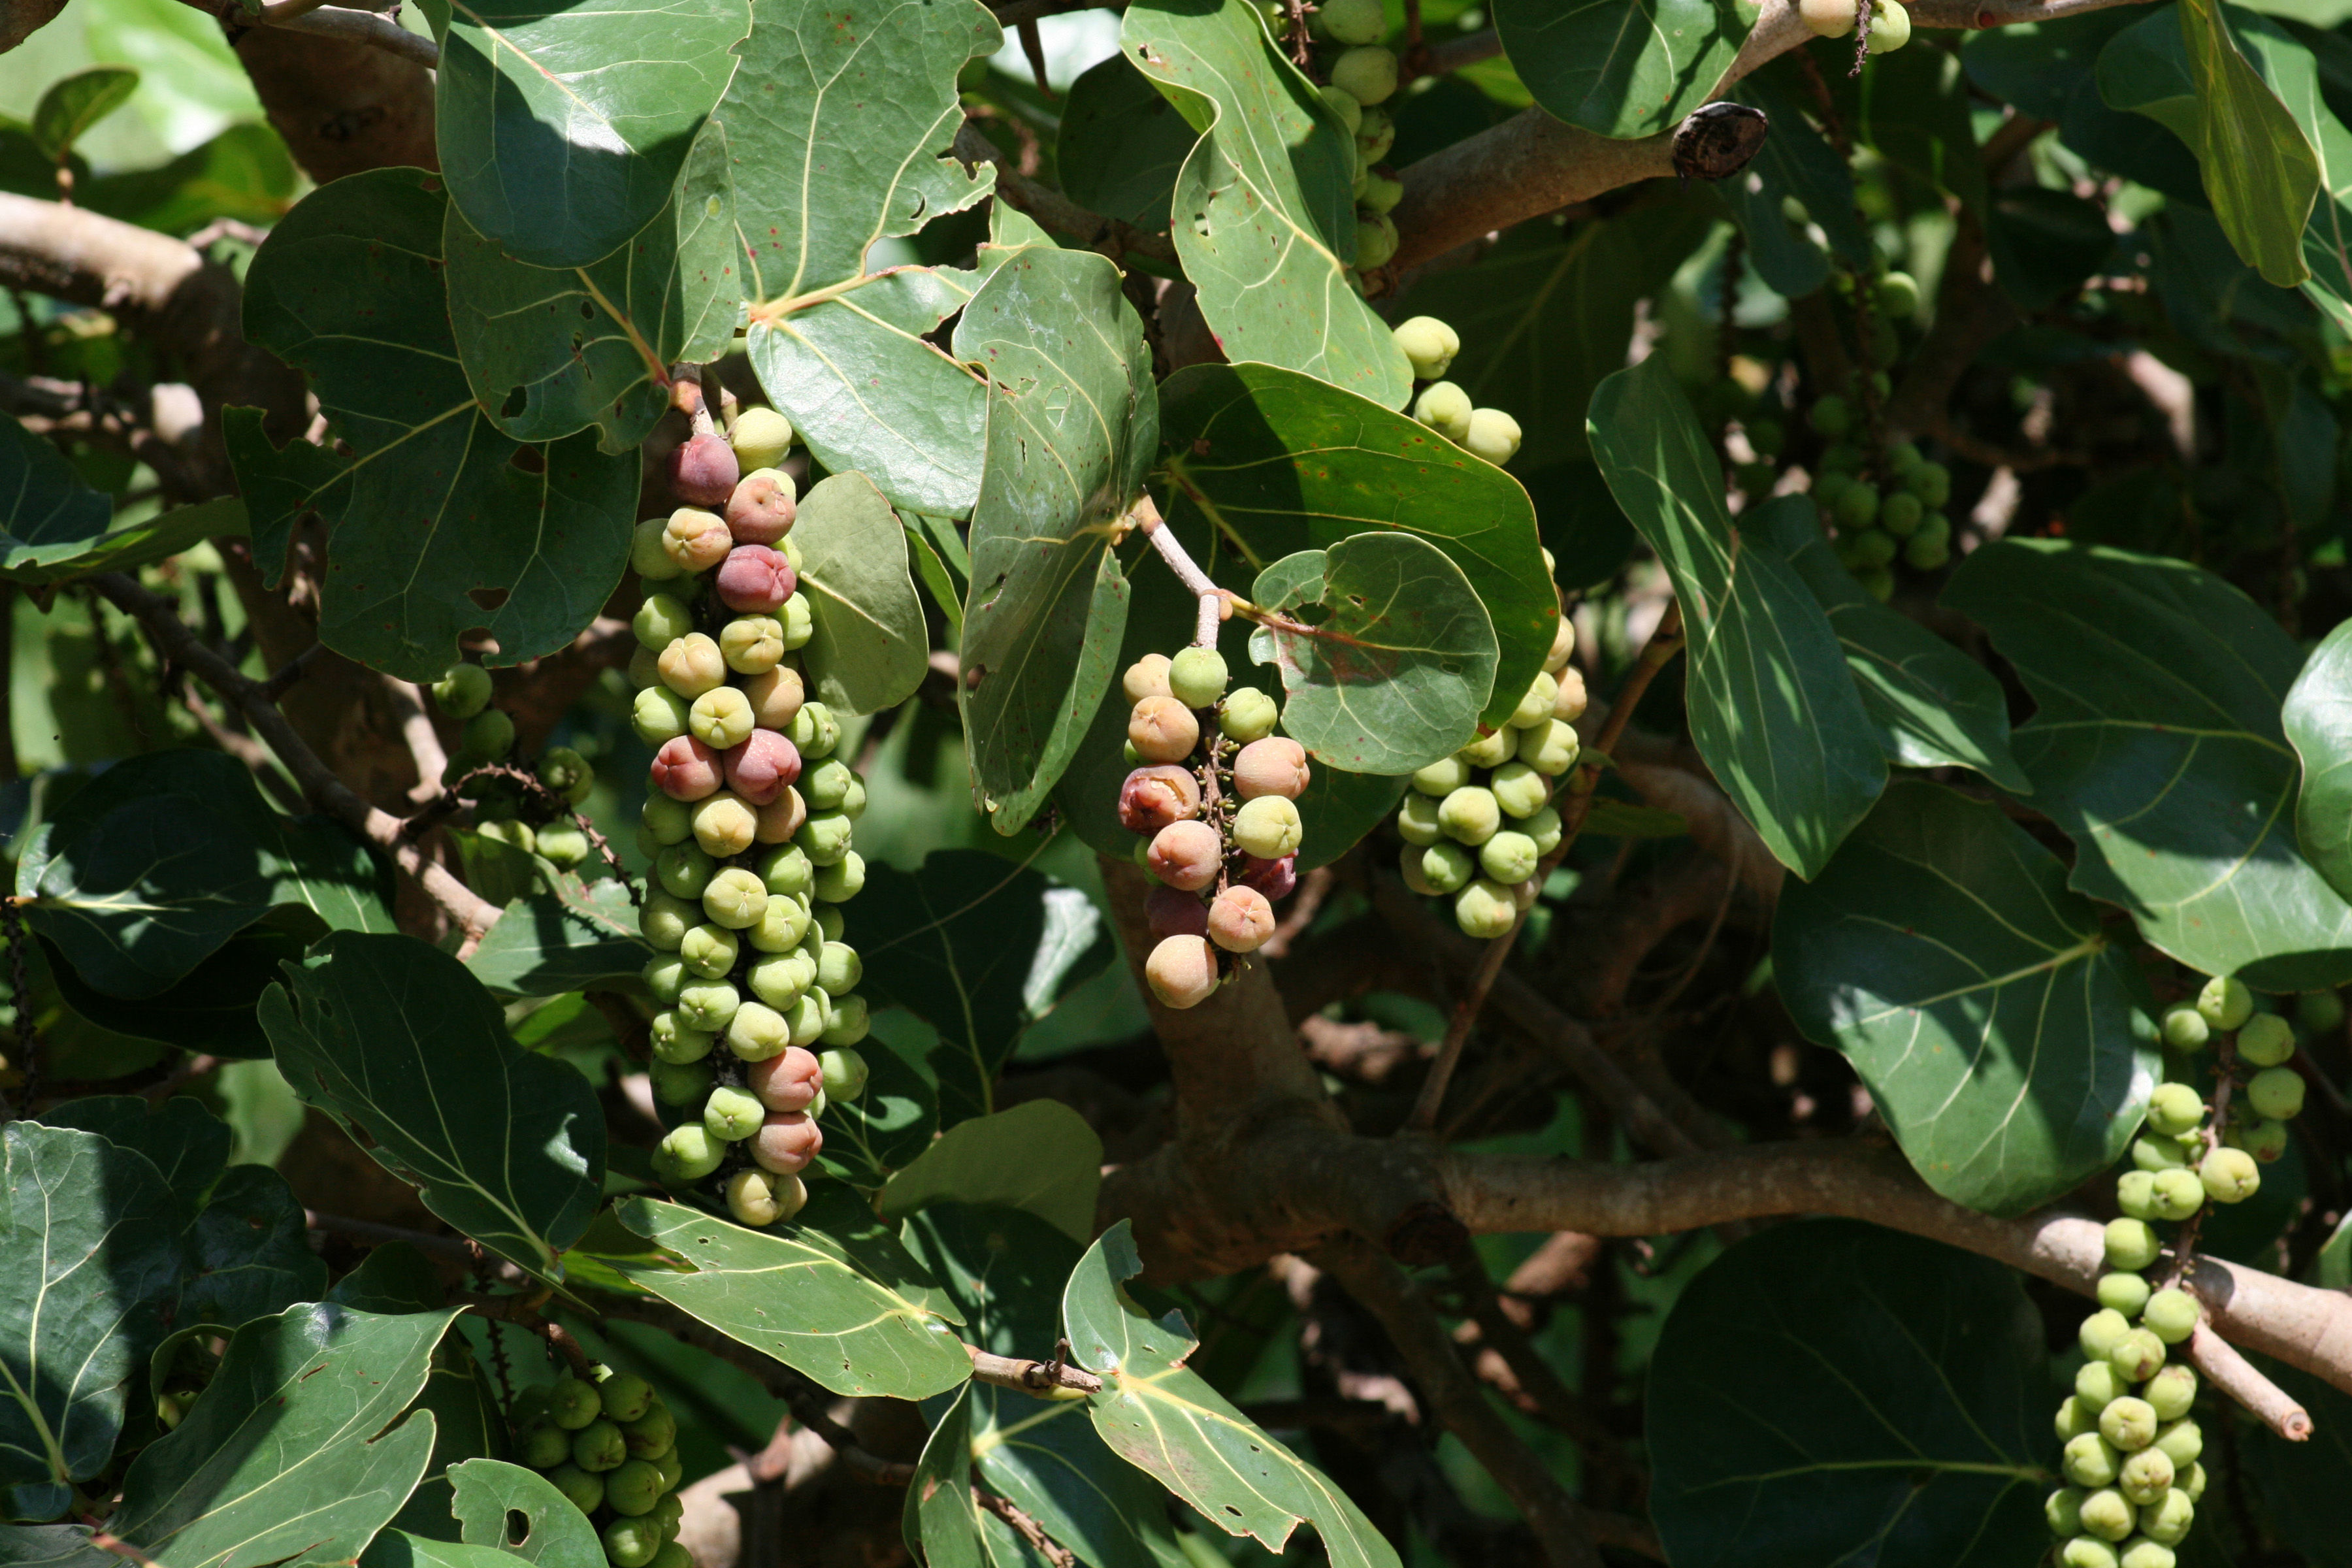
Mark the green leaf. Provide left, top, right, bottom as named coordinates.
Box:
left=879, top=1102, right=1102, bottom=1244
left=1646, top=1219, right=2048, bottom=1567
left=1062, top=1222, right=1399, bottom=1568
left=1752, top=496, right=2030, bottom=792
left=42, top=925, right=306, bottom=1060
left=77, top=123, right=297, bottom=236
left=380, top=1348, right=508, bottom=1545
left=1588, top=357, right=1886, bottom=878
left=1156, top=359, right=1554, bottom=730
left=431, top=0, right=749, bottom=269
left=259, top=932, right=608, bottom=1279
left=725, top=0, right=1000, bottom=514
left=1944, top=539, right=2352, bottom=988
left=810, top=1026, right=937, bottom=1187
left=449, top=1458, right=603, bottom=1568
left=1492, top=0, right=1743, bottom=139
left=1719, top=78, right=1873, bottom=297
left=465, top=878, right=647, bottom=998
left=1122, top=0, right=1411, bottom=408
left=30, top=67, right=137, bottom=163
left=606, top=1196, right=972, bottom=1399
left=2285, top=617, right=2352, bottom=902
left=955, top=246, right=1156, bottom=834
left=39, top=1095, right=229, bottom=1210
left=1, top=417, right=244, bottom=587
left=16, top=750, right=392, bottom=1000
left=2217, top=16, right=2352, bottom=346
left=793, top=473, right=929, bottom=718
left=0, top=1123, right=185, bottom=1522
left=788, top=1183, right=964, bottom=1326
left=184, top=1166, right=328, bottom=1328
left=233, top=168, right=638, bottom=681
left=102, top=1303, right=460, bottom=1568
left=855, top=853, right=1110, bottom=1123
left=902, top=1205, right=1184, bottom=1568
left=1244, top=535, right=1499, bottom=776
left=906, top=1382, right=997, bottom=1568
left=1057, top=52, right=1192, bottom=233
left=367, top=1536, right=520, bottom=1568
left=1772, top=782, right=2160, bottom=1215
left=442, top=125, right=741, bottom=454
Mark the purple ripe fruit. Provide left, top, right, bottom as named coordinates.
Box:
left=727, top=470, right=796, bottom=545
left=668, top=430, right=740, bottom=505
left=1237, top=853, right=1297, bottom=901
left=723, top=729, right=803, bottom=806
left=716, top=544, right=798, bottom=613
left=1119, top=766, right=1203, bottom=834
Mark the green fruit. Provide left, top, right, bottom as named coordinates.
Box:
left=815, top=941, right=861, bottom=996
left=730, top=406, right=795, bottom=470
left=460, top=708, right=515, bottom=761
left=2078, top=1487, right=2136, bottom=1542
left=519, top=1422, right=572, bottom=1469
left=2199, top=1145, right=2260, bottom=1203
left=2060, top=1540, right=2119, bottom=1568
left=2046, top=1488, right=2086, bottom=1537
left=1523, top=804, right=1563, bottom=856
left=821, top=993, right=870, bottom=1047
left=1392, top=315, right=1460, bottom=380
left=2158, top=1004, right=2207, bottom=1052
left=1318, top=0, right=1385, bottom=42
left=572, top=1417, right=627, bottom=1473
left=1479, top=830, right=1538, bottom=885
left=2076, top=1360, right=2129, bottom=1409
left=2114, top=1170, right=2159, bottom=1221
left=1878, top=491, right=1923, bottom=538
left=2131, top=1135, right=2187, bottom=1173
left=1395, top=792, right=1445, bottom=847
left=2236, top=1011, right=2295, bottom=1066
left=1865, top=0, right=1910, bottom=54
left=2078, top=1308, right=2132, bottom=1362
left=1412, top=755, right=1471, bottom=796
left=2104, top=1217, right=2161, bottom=1272
left=1458, top=727, right=1515, bottom=768
left=1233, top=795, right=1304, bottom=859
left=1833, top=483, right=1881, bottom=532
left=1808, top=394, right=1852, bottom=438
left=1220, top=687, right=1279, bottom=742
left=603, top=1456, right=666, bottom=1516
left=2298, top=988, right=2345, bottom=1032
left=602, top=1516, right=662, bottom=1568
left=1416, top=840, right=1476, bottom=894
left=1330, top=43, right=1398, bottom=103
left=2117, top=1539, right=2174, bottom=1568
left=1516, top=719, right=1579, bottom=776
left=2179, top=1462, right=2206, bottom=1501
left=800, top=810, right=855, bottom=868
left=2141, top=1288, right=2198, bottom=1345
left=2139, top=1488, right=2194, bottom=1547
left=1463, top=408, right=1522, bottom=465
left=2152, top=1416, right=2201, bottom=1468
left=2099, top=1396, right=2157, bottom=1452
left=2227, top=1117, right=2290, bottom=1162
left=2096, top=1271, right=2149, bottom=1316
left=655, top=842, right=716, bottom=902
left=2108, top=1328, right=2166, bottom=1383
left=1354, top=212, right=1398, bottom=270
left=1904, top=461, right=1951, bottom=508
left=1320, top=84, right=1363, bottom=136
left=598, top=1372, right=653, bottom=1422
left=2117, top=1448, right=2173, bottom=1506
left=819, top=1047, right=869, bottom=1100
left=654, top=1124, right=725, bottom=1183
left=2144, top=1082, right=2204, bottom=1136
left=547, top=1464, right=604, bottom=1514
left=549, top=1376, right=603, bottom=1429
left=814, top=851, right=867, bottom=904
left=2063, top=1431, right=2121, bottom=1488
left=801, top=757, right=855, bottom=811
left=536, top=825, right=590, bottom=868
left=2197, top=975, right=2253, bottom=1031
left=705, top=1085, right=766, bottom=1141
left=1490, top=762, right=1549, bottom=820
left=649, top=1011, right=713, bottom=1065
left=1168, top=646, right=1228, bottom=708
left=1413, top=380, right=1473, bottom=442
left=2055, top=1396, right=2100, bottom=1441
left=1454, top=877, right=1517, bottom=939
left=2142, top=1365, right=2197, bottom=1422
left=1355, top=105, right=1394, bottom=162
left=2246, top=1064, right=2305, bottom=1120
left=649, top=1544, right=693, bottom=1568
left=2149, top=1168, right=2204, bottom=1222
left=678, top=923, right=739, bottom=981
left=1509, top=672, right=1558, bottom=728
left=434, top=662, right=493, bottom=719
left=1437, top=785, right=1501, bottom=847
left=1901, top=530, right=1950, bottom=572
left=786, top=701, right=839, bottom=759
left=1875, top=270, right=1921, bottom=319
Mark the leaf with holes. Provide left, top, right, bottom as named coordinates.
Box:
left=1062, top=1222, right=1399, bottom=1568
left=1589, top=357, right=1885, bottom=878
left=1945, top=539, right=2352, bottom=988
left=259, top=932, right=608, bottom=1281
left=792, top=472, right=929, bottom=718
left=442, top=123, right=742, bottom=454
left=1491, top=0, right=1746, bottom=139
left=1648, top=1220, right=2050, bottom=1566
left=431, top=0, right=749, bottom=269
left=1773, top=782, right=2159, bottom=1215
left=15, top=749, right=393, bottom=1000
left=956, top=246, right=1157, bottom=835
left=465, top=877, right=647, bottom=998
left=449, top=1459, right=603, bottom=1568
left=1123, top=0, right=1411, bottom=408
left=1245, top=534, right=1499, bottom=776
left=232, top=168, right=637, bottom=681
left=604, top=1197, right=972, bottom=1399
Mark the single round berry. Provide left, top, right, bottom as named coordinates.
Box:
left=2078, top=1309, right=2132, bottom=1363
left=1454, top=877, right=1516, bottom=939
left=1145, top=934, right=1220, bottom=1009
left=2115, top=1169, right=2160, bottom=1221
left=2246, top=1064, right=2305, bottom=1121
left=1865, top=0, right=1911, bottom=51
left=1168, top=646, right=1229, bottom=708
left=1516, top=718, right=1580, bottom=775
left=632, top=687, right=693, bottom=747
left=2152, top=1416, right=2202, bottom=1469
left=518, top=1422, right=572, bottom=1469
left=1120, top=766, right=1202, bottom=834
left=1207, top=885, right=1277, bottom=953
left=2159, top=1003, right=2210, bottom=1051
left=2144, top=1082, right=2205, bottom=1137
left=2046, top=1487, right=2085, bottom=1537
left=2228, top=1116, right=2291, bottom=1162
left=2104, top=1217, right=2161, bottom=1272
left=1392, top=315, right=1459, bottom=380
left=1130, top=695, right=1201, bottom=763
left=1463, top=408, right=1521, bottom=465
left=2299, top=988, right=2345, bottom=1032
left=571, top=1417, right=627, bottom=1473
left=1219, top=687, right=1279, bottom=742
left=2099, top=1396, right=2157, bottom=1452
left=668, top=431, right=740, bottom=506
left=727, top=1167, right=806, bottom=1227
left=2141, top=1287, right=2198, bottom=1345
left=2197, top=975, right=2253, bottom=1032
left=1233, top=737, right=1311, bottom=800
left=549, top=1377, right=603, bottom=1430
left=1797, top=0, right=1855, bottom=33
left=2096, top=1271, right=2150, bottom=1317
left=726, top=468, right=798, bottom=548
left=818, top=1047, right=868, bottom=1100
left=630, top=517, right=679, bottom=581
left=546, top=1464, right=603, bottom=1514
left=2075, top=1360, right=2129, bottom=1411
left=1479, top=830, right=1538, bottom=885
left=433, top=662, right=493, bottom=719
left=2139, top=1488, right=2193, bottom=1547
left=2235, top=1011, right=2295, bottom=1066
left=1122, top=653, right=1172, bottom=704
left=2149, top=1168, right=2204, bottom=1222
left=678, top=924, right=739, bottom=979
left=1318, top=0, right=1385, bottom=43
left=673, top=978, right=740, bottom=1034
left=653, top=1124, right=725, bottom=1183
left=2078, top=1487, right=2136, bottom=1543
left=750, top=1111, right=823, bottom=1173
left=1146, top=883, right=1211, bottom=941
left=1330, top=43, right=1398, bottom=103
left=459, top=708, right=515, bottom=761
left=1458, top=727, right=1514, bottom=768
left=2119, top=1448, right=2174, bottom=1508
left=1232, top=795, right=1304, bottom=860
left=649, top=1058, right=710, bottom=1107
left=2198, top=1145, right=2261, bottom=1203
left=730, top=408, right=795, bottom=470
left=1437, top=785, right=1501, bottom=847
left=1490, top=762, right=1549, bottom=819
left=745, top=666, right=805, bottom=732
left=1149, top=819, right=1224, bottom=890
left=2060, top=1539, right=2119, bottom=1568
left=1413, top=380, right=1473, bottom=442
left=2062, top=1431, right=2121, bottom=1488
left=2108, top=1328, right=2166, bottom=1383
left=2143, top=1364, right=2197, bottom=1422
left=602, top=1514, right=662, bottom=1568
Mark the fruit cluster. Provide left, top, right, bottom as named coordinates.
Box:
left=512, top=1370, right=691, bottom=1568
left=1795, top=0, right=1912, bottom=51
left=1122, top=647, right=1307, bottom=1011
left=620, top=402, right=874, bottom=1227
left=1394, top=611, right=1582, bottom=938
left=1308, top=0, right=1405, bottom=277
left=1396, top=315, right=1521, bottom=466
left=1806, top=409, right=1952, bottom=598
left=2045, top=973, right=2314, bottom=1568
left=427, top=662, right=600, bottom=868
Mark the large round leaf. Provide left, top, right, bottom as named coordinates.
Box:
left=1492, top=0, right=1746, bottom=139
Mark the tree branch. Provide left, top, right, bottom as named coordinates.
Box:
left=265, top=4, right=438, bottom=65
left=953, top=123, right=1180, bottom=267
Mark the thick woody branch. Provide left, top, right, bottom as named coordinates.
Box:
left=90, top=572, right=504, bottom=940
left=953, top=123, right=1181, bottom=267
left=267, top=5, right=438, bottom=65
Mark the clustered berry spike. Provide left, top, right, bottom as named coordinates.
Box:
left=1121, top=644, right=1305, bottom=1009
left=630, top=402, right=872, bottom=1228
left=2048, top=970, right=2330, bottom=1568
left=423, top=657, right=604, bottom=868
left=1390, top=316, right=1521, bottom=467
left=1393, top=567, right=1580, bottom=937
left=512, top=1369, right=693, bottom=1568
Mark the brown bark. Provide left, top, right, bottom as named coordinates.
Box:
left=231, top=18, right=439, bottom=184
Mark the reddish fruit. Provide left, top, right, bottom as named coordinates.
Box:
left=723, top=729, right=803, bottom=806
left=749, top=1111, right=823, bottom=1174
left=668, top=431, right=740, bottom=505
left=1146, top=885, right=1210, bottom=941
left=1148, top=820, right=1224, bottom=891
left=716, top=545, right=798, bottom=613
left=726, top=470, right=796, bottom=544
left=1144, top=934, right=1220, bottom=1009
left=650, top=736, right=723, bottom=802
left=1232, top=737, right=1311, bottom=800
left=747, top=1047, right=823, bottom=1113
left=754, top=787, right=806, bottom=844
left=1237, top=854, right=1297, bottom=901
left=1128, top=696, right=1200, bottom=763
left=1207, top=885, right=1276, bottom=952
left=1119, top=766, right=1202, bottom=834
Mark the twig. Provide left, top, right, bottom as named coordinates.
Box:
left=302, top=1209, right=534, bottom=1286
left=89, top=572, right=504, bottom=941
left=967, top=1343, right=1104, bottom=1397
left=1258, top=862, right=1335, bottom=960
left=1130, top=495, right=1226, bottom=646
left=259, top=641, right=324, bottom=701
left=461, top=1291, right=598, bottom=1378
left=973, top=1490, right=1077, bottom=1567
left=384, top=672, right=450, bottom=802
left=2183, top=1320, right=2311, bottom=1441
left=1403, top=602, right=1686, bottom=1132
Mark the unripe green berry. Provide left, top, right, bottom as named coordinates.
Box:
left=2099, top=1397, right=2157, bottom=1452
left=2078, top=1487, right=2136, bottom=1542
left=730, top=407, right=795, bottom=470
left=1454, top=877, right=1516, bottom=939
left=2142, top=1364, right=2197, bottom=1422
left=2109, top=1329, right=2166, bottom=1383
left=2132, top=1134, right=2187, bottom=1173
left=821, top=992, right=870, bottom=1046
left=572, top=1417, right=627, bottom=1473
left=597, top=1373, right=653, bottom=1422
left=2198, top=1145, right=2260, bottom=1203
left=1168, top=646, right=1228, bottom=708
left=726, top=1167, right=805, bottom=1228
left=2179, top=1462, right=2206, bottom=1501
left=704, top=1085, right=766, bottom=1141
left=1411, top=755, right=1471, bottom=796
left=518, top=1422, right=572, bottom=1469
left=1396, top=791, right=1445, bottom=846
left=602, top=1515, right=661, bottom=1568
left=2055, top=1396, right=2100, bottom=1442
left=815, top=941, right=861, bottom=996
left=678, top=923, right=738, bottom=980
left=1878, top=491, right=1923, bottom=538
left=675, top=979, right=741, bottom=1034
left=655, top=1124, right=725, bottom=1183
left=648, top=1012, right=713, bottom=1065
left=2226, top=1117, right=2291, bottom=1162
left=2144, top=1083, right=2205, bottom=1137
left=536, top=825, right=591, bottom=868
left=2158, top=1004, right=2209, bottom=1051
left=603, top=1458, right=664, bottom=1516
left=2096, top=1271, right=2149, bottom=1316
left=1865, top=0, right=1910, bottom=51
left=819, top=1047, right=869, bottom=1100
left=1807, top=393, right=1852, bottom=436
left=434, top=662, right=493, bottom=719
left=813, top=851, right=866, bottom=903
left=2078, top=1308, right=2132, bottom=1362
left=639, top=888, right=693, bottom=950
left=2104, top=1218, right=2161, bottom=1273
left=2151, top=1416, right=2201, bottom=1469
left=2059, top=1539, right=2119, bottom=1568
left=1330, top=43, right=1398, bottom=104
left=2246, top=1064, right=2305, bottom=1120
left=1480, top=830, right=1538, bottom=885
left=1509, top=672, right=1558, bottom=729
left=2298, top=988, right=2345, bottom=1032
left=2149, top=1168, right=2204, bottom=1222
left=2063, top=1431, right=2121, bottom=1488
left=1437, top=785, right=1501, bottom=846
left=1516, top=718, right=1580, bottom=776
left=1392, top=315, right=1460, bottom=380
left=2236, top=1011, right=2295, bottom=1066
left=748, top=951, right=813, bottom=1011
left=631, top=516, right=681, bottom=581
left=549, top=1377, right=602, bottom=1429
left=1219, top=687, right=1279, bottom=742
left=2076, top=1360, right=2129, bottom=1410
left=725, top=999, right=792, bottom=1061
left=1413, top=381, right=1473, bottom=442
left=1414, top=840, right=1476, bottom=894
left=2141, top=1287, right=2198, bottom=1345
left=2115, top=1169, right=2160, bottom=1221
left=2197, top=975, right=2253, bottom=1031
left=460, top=708, right=515, bottom=762
left=2139, top=1488, right=2194, bottom=1547
left=800, top=810, right=856, bottom=868
left=2046, top=1488, right=2086, bottom=1537
left=641, top=953, right=686, bottom=1005
left=1458, top=727, right=1515, bottom=768
left=786, top=700, right=838, bottom=759
left=1463, top=408, right=1521, bottom=465
left=1524, top=804, right=1563, bottom=855
left=1904, top=461, right=1952, bottom=508
left=634, top=595, right=696, bottom=653
left=2117, top=1535, right=2174, bottom=1568
left=1489, top=762, right=1548, bottom=820
left=1232, top=795, right=1303, bottom=859
left=547, top=1464, right=604, bottom=1514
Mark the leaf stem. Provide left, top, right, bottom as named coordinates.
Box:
left=1133, top=494, right=1228, bottom=647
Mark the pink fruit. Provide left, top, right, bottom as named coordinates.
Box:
left=723, top=729, right=803, bottom=806
left=1233, top=737, right=1310, bottom=800
left=754, top=786, right=807, bottom=844
left=716, top=545, right=797, bottom=614
left=650, top=736, right=723, bottom=802
left=1207, top=885, right=1275, bottom=953
left=1128, top=696, right=1200, bottom=763
left=1145, top=934, right=1219, bottom=1009
left=1148, top=819, right=1224, bottom=891
left=749, top=1111, right=823, bottom=1174
left=1146, top=885, right=1210, bottom=941
left=668, top=431, right=740, bottom=506
left=726, top=470, right=796, bottom=544
left=1237, top=854, right=1296, bottom=901
left=1119, top=766, right=1202, bottom=834
left=747, top=1047, right=823, bottom=1113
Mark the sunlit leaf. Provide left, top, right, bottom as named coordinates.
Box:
left=793, top=473, right=929, bottom=719
left=879, top=1102, right=1102, bottom=1244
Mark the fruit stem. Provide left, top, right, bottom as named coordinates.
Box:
left=1132, top=493, right=1230, bottom=646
